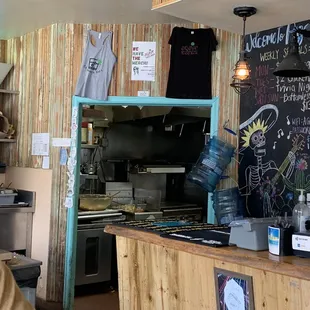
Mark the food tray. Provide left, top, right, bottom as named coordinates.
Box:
left=162, top=228, right=231, bottom=247
left=113, top=221, right=228, bottom=236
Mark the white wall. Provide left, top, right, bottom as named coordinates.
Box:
left=5, top=167, right=52, bottom=300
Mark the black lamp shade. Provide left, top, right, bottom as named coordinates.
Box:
left=273, top=52, right=310, bottom=77
left=273, top=32, right=310, bottom=77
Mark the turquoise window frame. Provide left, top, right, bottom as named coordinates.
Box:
left=63, top=95, right=219, bottom=310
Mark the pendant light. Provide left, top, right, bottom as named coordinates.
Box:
left=273, top=29, right=310, bottom=77
left=230, top=6, right=257, bottom=95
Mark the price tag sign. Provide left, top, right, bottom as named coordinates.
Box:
left=138, top=91, right=150, bottom=97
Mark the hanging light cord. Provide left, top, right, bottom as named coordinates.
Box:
left=242, top=16, right=246, bottom=54
left=292, top=28, right=310, bottom=48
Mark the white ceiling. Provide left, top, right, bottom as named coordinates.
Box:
left=154, top=0, right=310, bottom=34
left=0, top=0, right=188, bottom=39
left=1, top=0, right=310, bottom=39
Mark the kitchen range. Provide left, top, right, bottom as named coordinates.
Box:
left=75, top=106, right=209, bottom=288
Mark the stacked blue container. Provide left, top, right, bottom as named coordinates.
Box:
left=212, top=187, right=244, bottom=225
left=188, top=136, right=235, bottom=192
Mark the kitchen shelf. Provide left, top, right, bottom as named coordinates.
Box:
left=82, top=117, right=108, bottom=122
left=81, top=144, right=97, bottom=149
left=80, top=174, right=98, bottom=180
left=0, top=139, right=16, bottom=143
left=0, top=89, right=19, bottom=94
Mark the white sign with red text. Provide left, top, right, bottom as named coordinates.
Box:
left=131, top=42, right=156, bottom=81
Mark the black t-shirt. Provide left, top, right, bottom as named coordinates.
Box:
left=166, top=27, right=218, bottom=99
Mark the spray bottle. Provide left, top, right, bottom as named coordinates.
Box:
left=301, top=193, right=310, bottom=233
left=293, top=189, right=307, bottom=232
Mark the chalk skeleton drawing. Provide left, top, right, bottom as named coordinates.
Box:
left=239, top=104, right=299, bottom=217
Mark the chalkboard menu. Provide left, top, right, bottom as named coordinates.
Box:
left=239, top=20, right=310, bottom=218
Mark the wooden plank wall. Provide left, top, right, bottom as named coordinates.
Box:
left=212, top=27, right=241, bottom=188
left=0, top=23, right=240, bottom=301
left=0, top=40, right=6, bottom=62
left=0, top=40, right=8, bottom=112
left=117, top=236, right=310, bottom=310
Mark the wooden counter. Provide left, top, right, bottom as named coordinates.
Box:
left=106, top=225, right=310, bottom=310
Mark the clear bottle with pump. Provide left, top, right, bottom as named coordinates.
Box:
left=293, top=189, right=307, bottom=232
left=300, top=193, right=310, bottom=233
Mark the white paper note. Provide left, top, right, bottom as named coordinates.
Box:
left=224, top=279, right=245, bottom=310
left=52, top=138, right=71, bottom=147
left=42, top=156, right=50, bottom=169
left=65, top=196, right=73, bottom=209
left=60, top=148, right=68, bottom=166
left=138, top=91, right=150, bottom=97
left=32, top=133, right=50, bottom=156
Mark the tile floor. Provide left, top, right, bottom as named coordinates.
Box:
left=36, top=283, right=119, bottom=310
left=74, top=292, right=119, bottom=310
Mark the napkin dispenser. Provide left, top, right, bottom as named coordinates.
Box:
left=229, top=218, right=277, bottom=251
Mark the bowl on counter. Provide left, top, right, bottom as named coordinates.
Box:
left=79, top=194, right=112, bottom=211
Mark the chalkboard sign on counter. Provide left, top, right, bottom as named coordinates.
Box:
left=239, top=20, right=310, bottom=218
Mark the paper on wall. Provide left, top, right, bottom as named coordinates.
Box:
left=60, top=148, right=68, bottom=166
left=65, top=196, right=73, bottom=209
left=224, top=279, right=245, bottom=310
left=32, top=133, right=50, bottom=156
left=138, top=91, right=150, bottom=97
left=42, top=156, right=50, bottom=169
left=131, top=42, right=156, bottom=81
left=52, top=138, right=71, bottom=147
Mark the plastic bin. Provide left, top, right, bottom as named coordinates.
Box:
left=8, top=255, right=42, bottom=308
left=0, top=193, right=17, bottom=205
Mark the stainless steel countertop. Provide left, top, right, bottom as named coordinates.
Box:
left=0, top=205, right=35, bottom=213
left=160, top=202, right=199, bottom=209
left=0, top=190, right=35, bottom=213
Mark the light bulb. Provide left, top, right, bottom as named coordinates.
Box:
left=236, top=68, right=249, bottom=80
left=233, top=59, right=250, bottom=80
left=236, top=68, right=247, bottom=76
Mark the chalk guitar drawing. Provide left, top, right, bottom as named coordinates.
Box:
left=239, top=104, right=300, bottom=217
left=259, top=135, right=304, bottom=217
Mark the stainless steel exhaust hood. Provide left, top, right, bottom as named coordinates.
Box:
left=112, top=106, right=210, bottom=125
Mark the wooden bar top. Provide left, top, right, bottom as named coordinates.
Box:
left=105, top=224, right=310, bottom=281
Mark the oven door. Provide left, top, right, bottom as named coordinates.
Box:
left=75, top=228, right=112, bottom=286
